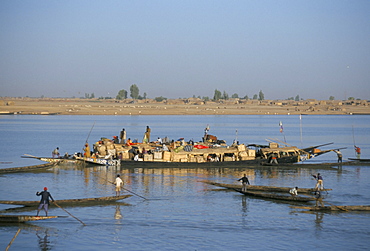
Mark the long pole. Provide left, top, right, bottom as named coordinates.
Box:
left=53, top=201, right=86, bottom=226
left=299, top=114, right=303, bottom=148
left=352, top=125, right=356, bottom=155
left=6, top=228, right=21, bottom=251
left=96, top=173, right=148, bottom=200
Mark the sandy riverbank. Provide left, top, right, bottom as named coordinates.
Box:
left=1, top=98, right=369, bottom=115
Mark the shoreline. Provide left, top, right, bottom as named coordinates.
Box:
left=1, top=98, right=370, bottom=116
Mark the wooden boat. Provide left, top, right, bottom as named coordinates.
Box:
left=0, top=215, right=60, bottom=223
left=0, top=162, right=57, bottom=174
left=83, top=135, right=340, bottom=166
left=348, top=158, right=370, bottom=162
left=234, top=189, right=314, bottom=202
left=0, top=195, right=132, bottom=207
left=201, top=181, right=332, bottom=194
left=291, top=205, right=370, bottom=212
left=22, top=154, right=77, bottom=164
left=75, top=157, right=121, bottom=166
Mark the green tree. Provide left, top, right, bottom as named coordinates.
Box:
left=295, top=95, right=300, bottom=101
left=348, top=97, right=355, bottom=100
left=143, top=92, right=147, bottom=99
left=231, top=93, right=239, bottom=98
left=243, top=95, right=249, bottom=100
left=130, top=84, right=140, bottom=99
left=213, top=89, right=222, bottom=101
left=116, top=89, right=128, bottom=100
left=258, top=90, right=264, bottom=101
left=222, top=91, right=229, bottom=100
left=154, top=96, right=167, bottom=102
left=253, top=94, right=258, bottom=100
left=203, top=96, right=210, bottom=101
left=329, top=96, right=335, bottom=100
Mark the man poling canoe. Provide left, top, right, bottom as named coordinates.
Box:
left=36, top=187, right=54, bottom=216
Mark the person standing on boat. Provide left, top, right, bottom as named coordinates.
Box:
left=84, top=143, right=91, bottom=158
left=143, top=126, right=151, bottom=143
left=114, top=174, right=124, bottom=196
left=120, top=128, right=126, bottom=144
left=52, top=147, right=60, bottom=158
left=355, top=145, right=361, bottom=159
left=289, top=187, right=298, bottom=197
left=238, top=174, right=250, bottom=192
left=315, top=191, right=324, bottom=207
left=334, top=150, right=342, bottom=163
left=36, top=187, right=54, bottom=216
left=312, top=173, right=323, bottom=190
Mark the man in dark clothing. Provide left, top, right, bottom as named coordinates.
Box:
left=36, top=187, right=54, bottom=216
left=238, top=174, right=250, bottom=192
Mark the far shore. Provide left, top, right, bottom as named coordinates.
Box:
left=1, top=98, right=369, bottom=116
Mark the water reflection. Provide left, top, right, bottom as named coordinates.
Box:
left=114, top=205, right=123, bottom=220
left=36, top=229, right=51, bottom=251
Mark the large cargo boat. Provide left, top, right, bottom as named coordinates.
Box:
left=76, top=133, right=337, bottom=167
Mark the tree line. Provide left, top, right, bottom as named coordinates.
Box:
left=83, top=84, right=358, bottom=101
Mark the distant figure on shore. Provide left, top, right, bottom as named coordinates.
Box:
left=36, top=187, right=54, bottom=216
left=334, top=150, right=342, bottom=163
left=355, top=145, right=361, bottom=159
left=52, top=147, right=60, bottom=158
left=289, top=187, right=298, bottom=197
left=312, top=173, right=323, bottom=190
left=120, top=128, right=126, bottom=144
left=238, top=174, right=250, bottom=192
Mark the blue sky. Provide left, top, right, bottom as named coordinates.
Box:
left=1, top=0, right=369, bottom=100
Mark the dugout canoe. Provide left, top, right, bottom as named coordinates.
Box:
left=291, top=205, right=370, bottom=212
left=234, top=189, right=314, bottom=202
left=0, top=162, right=57, bottom=174
left=0, top=195, right=132, bottom=207
left=22, top=154, right=77, bottom=164
left=348, top=158, right=370, bottom=162
left=0, top=215, right=60, bottom=223
left=201, top=181, right=332, bottom=194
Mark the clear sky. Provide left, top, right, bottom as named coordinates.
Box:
left=1, top=0, right=369, bottom=100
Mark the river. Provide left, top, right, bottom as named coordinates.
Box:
left=0, top=115, right=369, bottom=250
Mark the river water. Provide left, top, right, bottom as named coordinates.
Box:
left=0, top=115, right=369, bottom=250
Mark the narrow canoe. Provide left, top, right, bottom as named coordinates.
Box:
left=233, top=189, right=314, bottom=202
left=0, top=195, right=132, bottom=207
left=0, top=162, right=57, bottom=174
left=0, top=215, right=59, bottom=223
left=201, top=181, right=331, bottom=194
left=291, top=205, right=370, bottom=212
left=348, top=158, right=370, bottom=162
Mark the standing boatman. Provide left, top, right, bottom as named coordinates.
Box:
left=36, top=187, right=54, bottom=216
left=238, top=174, right=250, bottom=192
left=334, top=149, right=343, bottom=163
left=114, top=174, right=124, bottom=196
left=355, top=145, right=361, bottom=159
left=312, top=173, right=324, bottom=191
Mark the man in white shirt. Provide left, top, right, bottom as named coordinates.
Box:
left=289, top=187, right=298, bottom=197
left=114, top=174, right=123, bottom=196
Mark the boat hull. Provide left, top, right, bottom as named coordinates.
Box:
left=0, top=162, right=57, bottom=174
left=201, top=181, right=332, bottom=194
left=234, top=189, right=314, bottom=202
left=0, top=195, right=132, bottom=207
left=0, top=215, right=59, bottom=223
